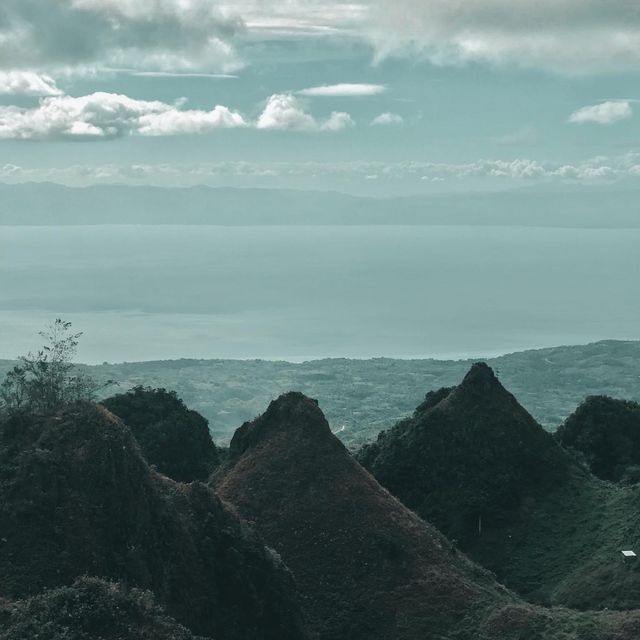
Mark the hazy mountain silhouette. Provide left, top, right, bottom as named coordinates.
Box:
left=3, top=182, right=640, bottom=227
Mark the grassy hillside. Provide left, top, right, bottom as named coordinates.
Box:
left=3, top=339, right=637, bottom=447
left=359, top=363, right=640, bottom=611
left=215, top=391, right=640, bottom=639
left=468, top=466, right=640, bottom=609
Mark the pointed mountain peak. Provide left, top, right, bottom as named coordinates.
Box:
left=460, top=361, right=502, bottom=391
left=229, top=392, right=334, bottom=459
left=444, top=362, right=520, bottom=412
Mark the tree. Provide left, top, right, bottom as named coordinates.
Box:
left=0, top=319, right=113, bottom=415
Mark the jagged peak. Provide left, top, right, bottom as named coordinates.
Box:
left=229, top=392, right=334, bottom=458
left=460, top=361, right=501, bottom=389
left=443, top=362, right=519, bottom=410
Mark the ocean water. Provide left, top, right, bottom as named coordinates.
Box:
left=1, top=225, right=639, bottom=363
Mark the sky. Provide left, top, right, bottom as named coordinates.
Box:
left=2, top=1, right=640, bottom=195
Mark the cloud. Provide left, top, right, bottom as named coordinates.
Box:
left=370, top=112, right=403, bottom=126
left=256, top=94, right=317, bottom=131
left=8, top=154, right=640, bottom=188
left=221, top=1, right=369, bottom=37
left=0, top=71, right=62, bottom=96
left=138, top=105, right=247, bottom=136
left=129, top=72, right=239, bottom=79
left=298, top=83, right=386, bottom=97
left=365, top=0, right=640, bottom=74
left=257, top=94, right=354, bottom=131
left=0, top=91, right=355, bottom=139
left=321, top=111, right=354, bottom=131
left=0, top=0, right=244, bottom=74
left=0, top=92, right=246, bottom=140
left=568, top=101, right=633, bottom=125
left=6, top=1, right=640, bottom=77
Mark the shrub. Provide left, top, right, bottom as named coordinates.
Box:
left=0, top=319, right=113, bottom=416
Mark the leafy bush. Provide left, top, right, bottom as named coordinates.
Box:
left=0, top=319, right=112, bottom=416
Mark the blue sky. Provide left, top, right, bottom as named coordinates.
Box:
left=2, top=0, right=640, bottom=195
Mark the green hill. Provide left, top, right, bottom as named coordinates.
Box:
left=359, top=364, right=640, bottom=610
left=557, top=396, right=640, bottom=482
left=215, top=391, right=640, bottom=639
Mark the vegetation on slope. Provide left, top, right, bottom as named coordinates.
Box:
left=359, top=364, right=640, bottom=610
left=102, top=386, right=219, bottom=482
left=556, top=395, right=640, bottom=482
left=0, top=403, right=308, bottom=640
left=0, top=577, right=204, bottom=640
left=215, top=391, right=640, bottom=639
left=358, top=363, right=569, bottom=545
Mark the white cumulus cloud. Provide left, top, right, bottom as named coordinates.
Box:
left=0, top=92, right=247, bottom=140
left=0, top=71, right=62, bottom=96
left=0, top=91, right=356, bottom=140
left=568, top=101, right=633, bottom=125
left=298, top=83, right=386, bottom=97
left=257, top=94, right=354, bottom=131
left=321, top=111, right=354, bottom=131
left=370, top=112, right=403, bottom=126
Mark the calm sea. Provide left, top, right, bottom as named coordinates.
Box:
left=1, top=225, right=639, bottom=363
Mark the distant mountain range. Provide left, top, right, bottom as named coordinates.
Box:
left=2, top=182, right=640, bottom=227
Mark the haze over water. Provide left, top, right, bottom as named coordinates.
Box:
left=1, top=224, right=638, bottom=364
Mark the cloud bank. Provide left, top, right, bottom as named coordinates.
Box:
left=0, top=0, right=244, bottom=73
left=6, top=154, right=640, bottom=187
left=0, top=91, right=356, bottom=139
left=365, top=0, right=640, bottom=74
left=3, top=1, right=640, bottom=77
left=223, top=0, right=640, bottom=75
left=0, top=93, right=247, bottom=140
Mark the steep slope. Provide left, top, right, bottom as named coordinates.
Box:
left=556, top=395, right=640, bottom=482
left=0, top=578, right=203, bottom=640
left=359, top=364, right=640, bottom=609
left=102, top=386, right=219, bottom=482
left=215, top=391, right=640, bottom=639
left=0, top=403, right=308, bottom=640
left=359, top=363, right=569, bottom=544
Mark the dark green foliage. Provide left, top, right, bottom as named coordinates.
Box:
left=0, top=578, right=204, bottom=640
left=0, top=403, right=309, bottom=640
left=358, top=363, right=569, bottom=545
left=216, top=391, right=640, bottom=640
left=556, top=396, right=640, bottom=482
left=0, top=319, right=113, bottom=416
left=102, top=387, right=218, bottom=482
left=357, top=366, right=640, bottom=611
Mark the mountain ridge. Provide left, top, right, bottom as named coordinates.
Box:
left=3, top=181, right=640, bottom=227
